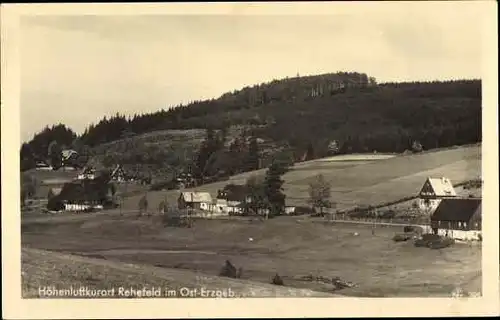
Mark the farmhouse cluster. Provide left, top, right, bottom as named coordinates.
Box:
left=417, top=177, right=481, bottom=241
left=42, top=154, right=482, bottom=243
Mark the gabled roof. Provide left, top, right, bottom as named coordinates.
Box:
left=419, top=177, right=457, bottom=197
left=61, top=149, right=78, bottom=160
left=57, top=181, right=111, bottom=203
left=180, top=192, right=212, bottom=203
left=431, top=198, right=481, bottom=222
left=111, top=164, right=125, bottom=177
left=218, top=184, right=250, bottom=202
left=48, top=187, right=63, bottom=196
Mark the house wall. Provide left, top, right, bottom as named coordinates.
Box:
left=199, top=202, right=211, bottom=211
left=418, top=198, right=441, bottom=213
left=225, top=206, right=243, bottom=214
left=431, top=219, right=481, bottom=231
left=205, top=203, right=228, bottom=214
left=227, top=200, right=241, bottom=207
left=77, top=174, right=96, bottom=180
left=64, top=203, right=101, bottom=211
left=435, top=228, right=482, bottom=241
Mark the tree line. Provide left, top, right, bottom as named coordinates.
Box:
left=21, top=72, right=481, bottom=179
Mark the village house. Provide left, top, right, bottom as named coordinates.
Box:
left=47, top=180, right=114, bottom=212
left=35, top=161, right=53, bottom=171
left=178, top=192, right=213, bottom=211
left=216, top=184, right=253, bottom=215
left=217, top=184, right=252, bottom=206
left=111, top=164, right=126, bottom=182
left=77, top=166, right=97, bottom=180
left=418, top=177, right=457, bottom=213
left=430, top=198, right=481, bottom=241
left=61, top=149, right=79, bottom=167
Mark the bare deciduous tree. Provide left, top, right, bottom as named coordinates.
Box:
left=308, top=174, right=332, bottom=217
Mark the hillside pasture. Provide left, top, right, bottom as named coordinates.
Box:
left=121, top=144, right=481, bottom=212
left=315, top=153, right=396, bottom=162
left=22, top=215, right=481, bottom=297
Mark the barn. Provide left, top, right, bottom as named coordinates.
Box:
left=178, top=192, right=213, bottom=210
left=418, top=177, right=457, bottom=213
left=430, top=198, right=482, bottom=241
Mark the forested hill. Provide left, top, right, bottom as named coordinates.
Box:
left=22, top=72, right=481, bottom=173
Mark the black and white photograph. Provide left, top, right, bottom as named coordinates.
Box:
left=2, top=1, right=499, bottom=318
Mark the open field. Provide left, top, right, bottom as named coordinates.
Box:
left=315, top=153, right=396, bottom=162
left=121, top=144, right=481, bottom=212
left=22, top=214, right=481, bottom=297
left=22, top=247, right=333, bottom=298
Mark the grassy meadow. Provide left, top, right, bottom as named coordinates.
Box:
left=21, top=144, right=482, bottom=298
left=22, top=215, right=481, bottom=297
left=120, top=144, right=481, bottom=212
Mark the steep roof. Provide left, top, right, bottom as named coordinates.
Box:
left=218, top=184, right=250, bottom=202
left=431, top=198, right=481, bottom=222
left=57, top=181, right=111, bottom=203
left=180, top=192, right=212, bottom=203
left=61, top=149, right=78, bottom=160
left=419, top=177, right=457, bottom=198
left=111, top=164, right=125, bottom=177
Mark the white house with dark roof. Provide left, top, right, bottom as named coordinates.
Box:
left=178, top=192, right=213, bottom=211
left=418, top=177, right=457, bottom=213
left=430, top=198, right=481, bottom=241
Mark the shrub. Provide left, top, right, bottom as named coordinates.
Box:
left=393, top=233, right=412, bottom=242
left=219, top=260, right=238, bottom=278
left=429, top=237, right=454, bottom=249
left=272, top=273, right=284, bottom=285
left=381, top=210, right=396, bottom=219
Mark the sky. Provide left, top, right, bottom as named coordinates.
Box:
left=19, top=3, right=485, bottom=142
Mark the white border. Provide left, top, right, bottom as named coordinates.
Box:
left=2, top=2, right=498, bottom=318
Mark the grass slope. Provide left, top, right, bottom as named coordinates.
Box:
left=22, top=216, right=481, bottom=297
left=121, top=144, right=481, bottom=212
left=22, top=248, right=334, bottom=298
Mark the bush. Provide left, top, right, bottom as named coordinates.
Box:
left=393, top=233, right=412, bottom=242
left=421, top=233, right=441, bottom=241
left=219, top=260, right=240, bottom=278
left=381, top=210, right=396, bottom=219
left=414, top=233, right=454, bottom=249
left=272, top=273, right=284, bottom=285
